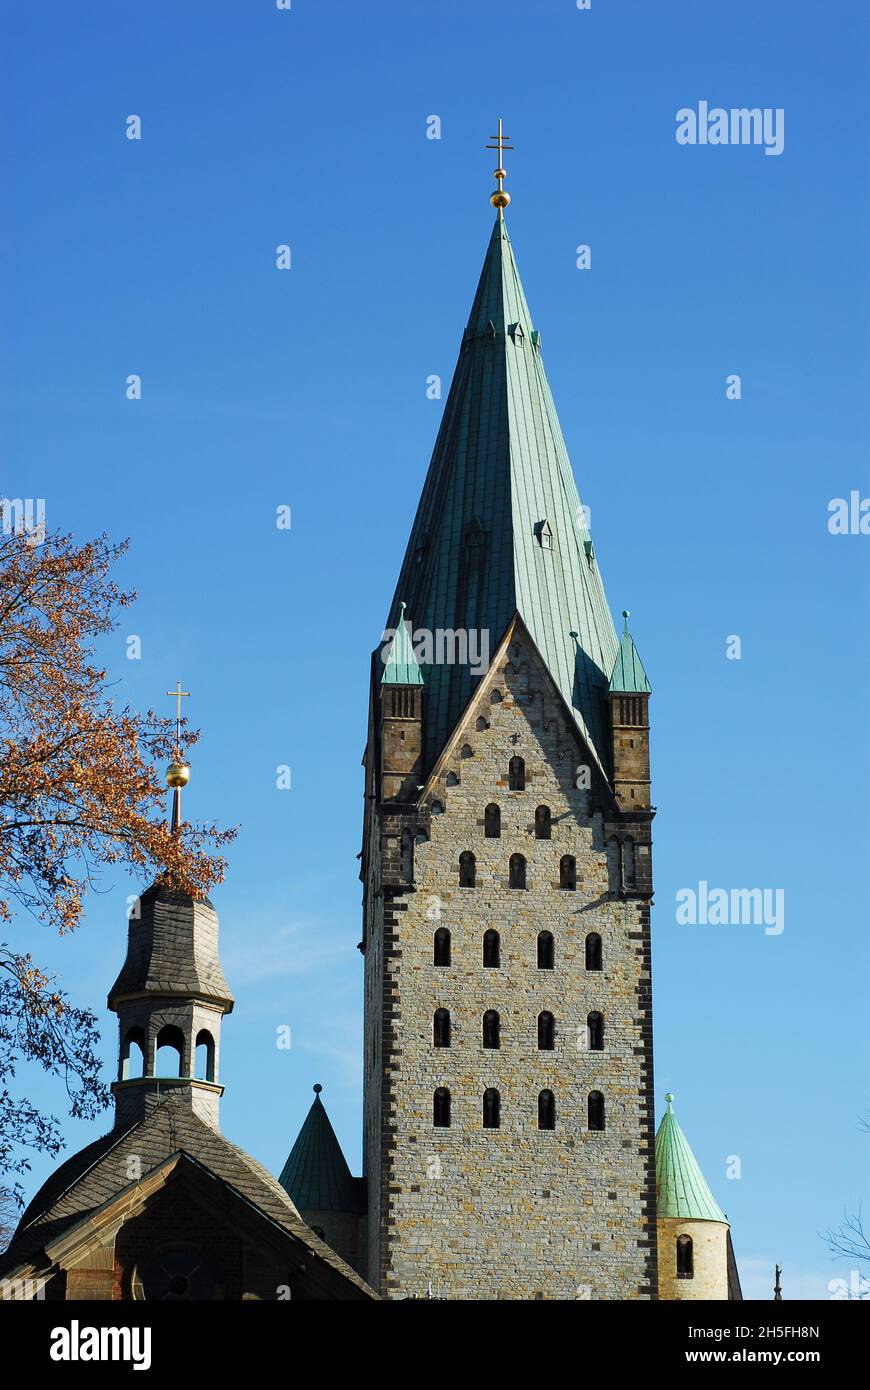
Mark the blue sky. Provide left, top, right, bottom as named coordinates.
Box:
left=3, top=0, right=868, bottom=1300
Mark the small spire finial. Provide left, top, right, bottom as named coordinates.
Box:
left=665, top=1092, right=674, bottom=1106
left=165, top=680, right=191, bottom=832
left=622, top=609, right=631, bottom=625
left=774, top=1263, right=782, bottom=1300
left=313, top=1083, right=323, bottom=1095
left=486, top=118, right=513, bottom=214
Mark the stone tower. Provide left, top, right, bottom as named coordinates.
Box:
left=360, top=180, right=658, bottom=1298
left=655, top=1095, right=742, bottom=1300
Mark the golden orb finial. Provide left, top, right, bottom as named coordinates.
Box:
left=486, top=118, right=513, bottom=214
left=167, top=761, right=190, bottom=789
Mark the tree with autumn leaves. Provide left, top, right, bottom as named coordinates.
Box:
left=0, top=526, right=234, bottom=1230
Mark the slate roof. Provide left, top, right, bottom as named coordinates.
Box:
left=0, top=1092, right=373, bottom=1296
left=655, top=1095, right=728, bottom=1223
left=609, top=612, right=652, bottom=694
left=385, top=214, right=619, bottom=775
left=108, top=883, right=234, bottom=1010
left=279, top=1088, right=362, bottom=1213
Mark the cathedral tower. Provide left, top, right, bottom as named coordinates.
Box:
left=360, top=135, right=658, bottom=1299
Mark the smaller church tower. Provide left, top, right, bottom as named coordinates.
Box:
left=107, top=734, right=234, bottom=1130
left=279, top=1085, right=367, bottom=1276
left=656, top=1094, right=742, bottom=1300
left=379, top=601, right=424, bottom=803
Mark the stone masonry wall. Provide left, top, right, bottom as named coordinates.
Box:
left=364, top=627, right=657, bottom=1299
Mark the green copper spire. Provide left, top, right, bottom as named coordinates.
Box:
left=279, top=1085, right=360, bottom=1213
left=609, top=610, right=652, bottom=694
left=381, top=601, right=424, bottom=686
left=385, top=215, right=619, bottom=772
left=655, top=1094, right=727, bottom=1223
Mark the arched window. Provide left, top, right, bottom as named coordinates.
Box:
left=538, top=1089, right=555, bottom=1130
left=585, top=932, right=602, bottom=971
left=537, top=1011, right=555, bottom=1051
left=559, top=855, right=576, bottom=891
left=433, top=1008, right=451, bottom=1048
left=482, top=1010, right=500, bottom=1049
left=537, top=930, right=554, bottom=970
left=194, top=1029, right=215, bottom=1083
left=587, top=1011, right=604, bottom=1052
left=155, top=1024, right=184, bottom=1077
left=587, top=1090, right=605, bottom=1131
left=509, top=853, right=526, bottom=889
left=534, top=805, right=551, bottom=839
left=433, top=1087, right=451, bottom=1128
left=676, top=1234, right=694, bottom=1279
left=484, top=803, right=501, bottom=838
left=508, top=756, right=525, bottom=791
left=483, top=929, right=500, bottom=968
left=121, top=1026, right=145, bottom=1081
left=459, top=851, right=476, bottom=888
left=483, top=1088, right=501, bottom=1129
left=434, top=927, right=451, bottom=966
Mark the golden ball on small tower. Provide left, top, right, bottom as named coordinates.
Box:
left=167, top=761, right=190, bottom=789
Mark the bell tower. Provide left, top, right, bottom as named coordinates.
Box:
left=108, top=687, right=234, bottom=1130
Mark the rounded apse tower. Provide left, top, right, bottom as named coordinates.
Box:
left=655, top=1094, right=741, bottom=1300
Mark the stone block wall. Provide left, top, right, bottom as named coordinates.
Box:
left=363, top=625, right=657, bottom=1298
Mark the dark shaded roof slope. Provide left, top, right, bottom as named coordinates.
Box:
left=279, top=1088, right=361, bottom=1213
left=0, top=1092, right=373, bottom=1296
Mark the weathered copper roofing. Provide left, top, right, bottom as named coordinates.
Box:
left=609, top=611, right=652, bottom=694
left=655, top=1094, right=728, bottom=1223
left=385, top=215, right=619, bottom=774
left=381, top=601, right=424, bottom=686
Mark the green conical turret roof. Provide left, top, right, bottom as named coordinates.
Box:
left=385, top=215, right=619, bottom=774
left=609, top=610, right=651, bottom=694
left=279, top=1086, right=359, bottom=1213
left=381, top=601, right=424, bottom=686
left=655, top=1094, right=727, bottom=1223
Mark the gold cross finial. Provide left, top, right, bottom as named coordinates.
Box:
left=165, top=680, right=191, bottom=759
left=486, top=117, right=513, bottom=213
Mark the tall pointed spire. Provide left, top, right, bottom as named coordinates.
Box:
left=386, top=203, right=619, bottom=773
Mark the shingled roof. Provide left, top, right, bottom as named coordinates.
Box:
left=0, top=1092, right=374, bottom=1297
left=384, top=214, right=619, bottom=775
left=108, top=883, right=234, bottom=1011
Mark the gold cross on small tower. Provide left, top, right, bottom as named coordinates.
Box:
left=486, top=117, right=513, bottom=213
left=166, top=680, right=191, bottom=759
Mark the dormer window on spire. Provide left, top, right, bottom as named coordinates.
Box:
left=535, top=520, right=553, bottom=550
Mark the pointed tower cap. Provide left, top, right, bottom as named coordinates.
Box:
left=381, top=602, right=424, bottom=686
left=278, top=1084, right=361, bottom=1213
left=609, top=610, right=651, bottom=694
left=655, top=1093, right=727, bottom=1223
